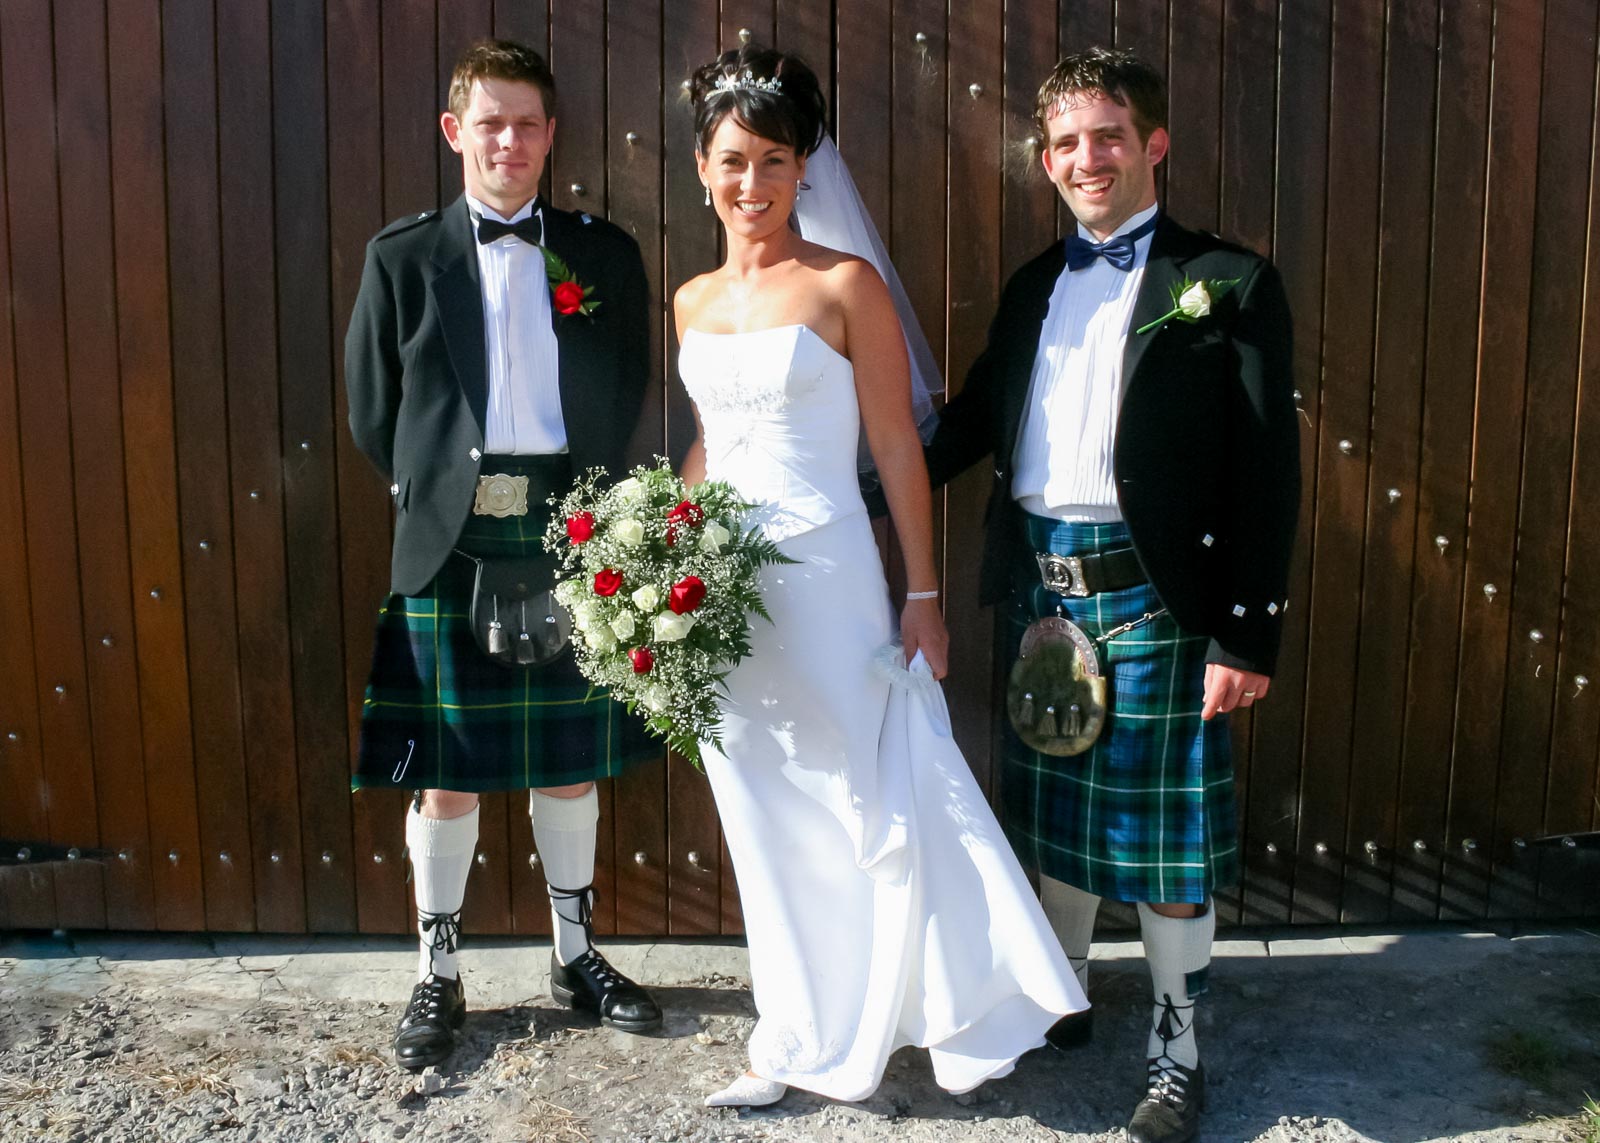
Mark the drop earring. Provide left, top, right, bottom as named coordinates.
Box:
left=703, top=184, right=711, bottom=206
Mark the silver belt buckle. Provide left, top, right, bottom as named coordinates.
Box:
left=473, top=473, right=530, bottom=517
left=1036, top=552, right=1090, bottom=597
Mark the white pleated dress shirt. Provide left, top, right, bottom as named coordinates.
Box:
left=1010, top=203, right=1159, bottom=523
left=466, top=193, right=567, bottom=456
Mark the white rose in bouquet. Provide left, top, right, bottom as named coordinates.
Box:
left=612, top=476, right=643, bottom=500
left=652, top=611, right=697, bottom=643
left=610, top=612, right=637, bottom=640
left=643, top=685, right=671, bottom=713
left=613, top=518, right=646, bottom=546
left=573, top=600, right=602, bottom=632
left=699, top=520, right=732, bottom=554
left=585, top=624, right=618, bottom=652
left=631, top=584, right=661, bottom=612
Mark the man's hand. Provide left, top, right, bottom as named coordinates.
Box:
left=1201, top=664, right=1272, bottom=721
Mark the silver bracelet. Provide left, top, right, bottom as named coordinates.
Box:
left=905, top=589, right=940, bottom=601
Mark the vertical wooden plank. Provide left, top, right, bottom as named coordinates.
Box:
left=947, top=0, right=1004, bottom=796
left=835, top=1, right=891, bottom=236
left=53, top=0, right=155, bottom=930
left=1115, top=0, right=1170, bottom=207
left=721, top=0, right=775, bottom=50
left=1340, top=0, right=1438, bottom=924
left=0, top=4, right=54, bottom=931
left=163, top=0, right=254, bottom=934
left=109, top=0, right=206, bottom=932
left=775, top=0, right=829, bottom=73
left=461, top=792, right=512, bottom=938
left=217, top=0, right=304, bottom=933
left=1240, top=0, right=1328, bottom=926
left=1490, top=0, right=1590, bottom=919
left=1164, top=0, right=1222, bottom=232
left=1216, top=0, right=1280, bottom=929
left=1392, top=0, right=1490, bottom=923
left=661, top=0, right=724, bottom=933
left=274, top=0, right=355, bottom=933
left=1218, top=0, right=1277, bottom=255
left=1440, top=0, right=1544, bottom=921
left=1292, top=0, right=1383, bottom=926
left=1541, top=4, right=1600, bottom=916
left=330, top=0, right=409, bottom=936
left=1001, top=0, right=1059, bottom=277
left=892, top=0, right=948, bottom=385
left=384, top=0, right=439, bottom=217
left=1, top=0, right=105, bottom=930
left=493, top=0, right=547, bottom=50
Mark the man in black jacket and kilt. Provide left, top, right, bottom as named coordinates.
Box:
left=926, top=49, right=1300, bottom=1143
left=345, top=40, right=660, bottom=1071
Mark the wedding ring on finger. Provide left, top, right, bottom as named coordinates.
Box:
left=1242, top=690, right=1258, bottom=698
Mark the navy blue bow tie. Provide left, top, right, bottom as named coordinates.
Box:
left=1063, top=214, right=1158, bottom=272
left=476, top=213, right=543, bottom=246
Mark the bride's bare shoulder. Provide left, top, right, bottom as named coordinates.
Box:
left=673, top=270, right=720, bottom=329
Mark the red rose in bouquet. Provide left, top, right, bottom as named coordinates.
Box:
left=566, top=511, right=595, bottom=544
left=665, top=499, right=707, bottom=546
left=553, top=280, right=586, bottom=315
left=593, top=568, right=623, bottom=596
left=668, top=575, right=707, bottom=615
left=629, top=646, right=654, bottom=674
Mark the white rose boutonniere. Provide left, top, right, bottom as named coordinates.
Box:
left=1137, top=275, right=1241, bottom=335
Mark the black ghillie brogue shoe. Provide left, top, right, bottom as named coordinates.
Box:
left=549, top=948, right=663, bottom=1033
left=545, top=883, right=662, bottom=1033
left=392, top=974, right=466, bottom=1071
left=1127, top=1057, right=1205, bottom=1143
left=1044, top=1008, right=1094, bottom=1050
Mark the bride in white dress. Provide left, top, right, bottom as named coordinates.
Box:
left=674, top=46, right=1088, bottom=1108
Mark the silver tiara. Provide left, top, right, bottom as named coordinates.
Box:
left=711, top=69, right=782, bottom=96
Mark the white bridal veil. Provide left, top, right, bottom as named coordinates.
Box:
left=792, top=136, right=944, bottom=447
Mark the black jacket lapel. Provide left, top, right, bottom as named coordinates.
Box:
left=538, top=206, right=589, bottom=444
left=1122, top=215, right=1198, bottom=394
left=429, top=196, right=489, bottom=438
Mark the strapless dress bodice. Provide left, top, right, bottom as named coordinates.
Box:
left=678, top=324, right=865, bottom=541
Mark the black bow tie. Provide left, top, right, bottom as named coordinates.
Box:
left=475, top=213, right=543, bottom=246
left=1063, top=214, right=1158, bottom=272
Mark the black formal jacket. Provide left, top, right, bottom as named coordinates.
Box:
left=925, top=214, right=1301, bottom=676
left=346, top=195, right=650, bottom=596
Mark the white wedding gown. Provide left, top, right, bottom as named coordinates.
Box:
left=678, top=324, right=1088, bottom=1101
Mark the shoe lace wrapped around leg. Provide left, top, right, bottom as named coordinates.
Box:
left=418, top=909, right=462, bottom=977
left=1146, top=992, right=1197, bottom=1106
left=546, top=882, right=598, bottom=950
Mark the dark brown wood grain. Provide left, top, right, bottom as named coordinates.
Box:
left=1393, top=0, right=1491, bottom=923
left=52, top=0, right=151, bottom=930
left=1240, top=0, right=1330, bottom=926
left=1441, top=0, right=1544, bottom=921
left=3, top=0, right=105, bottom=931
left=1490, top=0, right=1592, bottom=920
left=0, top=0, right=53, bottom=932
left=108, top=0, right=205, bottom=932
left=1340, top=0, right=1438, bottom=925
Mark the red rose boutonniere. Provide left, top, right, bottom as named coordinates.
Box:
left=538, top=247, right=600, bottom=318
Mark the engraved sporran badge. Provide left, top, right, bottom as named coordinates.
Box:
left=473, top=473, right=530, bottom=517
left=1007, top=616, right=1108, bottom=756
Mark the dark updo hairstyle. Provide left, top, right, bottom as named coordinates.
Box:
left=689, top=45, right=826, bottom=158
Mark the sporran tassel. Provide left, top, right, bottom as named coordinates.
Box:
left=516, top=599, right=536, bottom=664
left=488, top=595, right=508, bottom=655
left=1038, top=704, right=1059, bottom=739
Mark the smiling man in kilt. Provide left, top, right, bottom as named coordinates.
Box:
left=345, top=40, right=661, bottom=1071
left=926, top=49, right=1300, bottom=1143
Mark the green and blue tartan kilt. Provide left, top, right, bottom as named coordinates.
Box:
left=1001, top=515, right=1239, bottom=904
left=352, top=455, right=658, bottom=794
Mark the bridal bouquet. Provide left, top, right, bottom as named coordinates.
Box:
left=544, top=459, right=791, bottom=765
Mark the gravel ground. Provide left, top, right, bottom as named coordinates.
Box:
left=0, top=927, right=1596, bottom=1143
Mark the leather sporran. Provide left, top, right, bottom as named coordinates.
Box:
left=463, top=552, right=572, bottom=669
left=1006, top=616, right=1108, bottom=756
